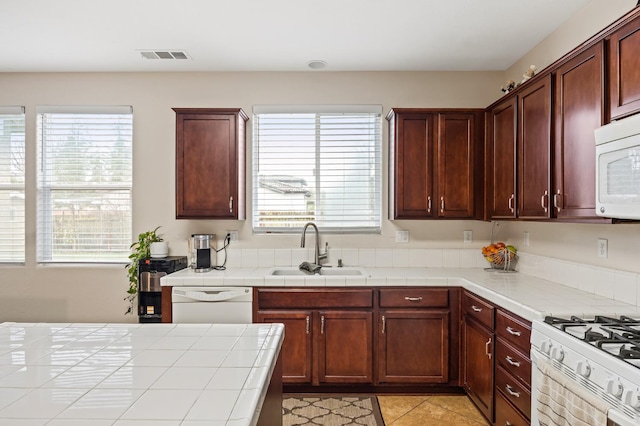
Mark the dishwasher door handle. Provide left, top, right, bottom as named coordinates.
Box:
left=175, top=288, right=249, bottom=302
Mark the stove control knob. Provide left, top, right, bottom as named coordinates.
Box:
left=623, top=389, right=640, bottom=409
left=606, top=378, right=624, bottom=398
left=540, top=340, right=552, bottom=355
left=576, top=361, right=591, bottom=377
left=550, top=346, right=564, bottom=362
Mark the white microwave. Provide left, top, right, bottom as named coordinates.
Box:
left=595, top=113, right=640, bottom=220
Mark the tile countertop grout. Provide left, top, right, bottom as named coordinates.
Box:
left=162, top=267, right=640, bottom=323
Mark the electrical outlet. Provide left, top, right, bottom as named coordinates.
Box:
left=396, top=230, right=409, bottom=243
left=227, top=230, right=239, bottom=242
left=523, top=232, right=530, bottom=247
left=463, top=230, right=473, bottom=243
left=598, top=238, right=608, bottom=258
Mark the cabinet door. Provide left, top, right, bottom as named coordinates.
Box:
left=486, top=96, right=517, bottom=219
left=389, top=111, right=435, bottom=219
left=518, top=75, right=552, bottom=219
left=463, top=317, right=494, bottom=423
left=378, top=310, right=449, bottom=384
left=317, top=310, right=373, bottom=384
left=554, top=43, right=604, bottom=220
left=174, top=108, right=247, bottom=219
left=436, top=113, right=475, bottom=218
left=609, top=15, right=640, bottom=120
left=256, top=310, right=313, bottom=384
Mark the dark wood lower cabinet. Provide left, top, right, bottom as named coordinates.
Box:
left=318, top=310, right=373, bottom=384
left=378, top=310, right=449, bottom=383
left=255, top=310, right=312, bottom=384
left=463, top=316, right=494, bottom=423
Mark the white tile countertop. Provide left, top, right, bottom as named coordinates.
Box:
left=0, top=322, right=284, bottom=425
left=162, top=266, right=640, bottom=322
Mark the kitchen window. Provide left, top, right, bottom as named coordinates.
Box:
left=252, top=105, right=382, bottom=233
left=0, top=107, right=25, bottom=263
left=36, top=106, right=133, bottom=263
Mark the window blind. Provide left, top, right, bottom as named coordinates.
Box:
left=36, top=107, right=133, bottom=263
left=0, top=107, right=25, bottom=263
left=252, top=106, right=382, bottom=233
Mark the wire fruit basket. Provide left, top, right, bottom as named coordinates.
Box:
left=482, top=244, right=518, bottom=272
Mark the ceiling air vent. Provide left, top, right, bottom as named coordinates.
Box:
left=138, top=50, right=190, bottom=60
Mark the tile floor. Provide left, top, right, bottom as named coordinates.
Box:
left=377, top=395, right=489, bottom=425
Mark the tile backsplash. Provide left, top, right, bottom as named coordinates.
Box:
left=221, top=247, right=640, bottom=306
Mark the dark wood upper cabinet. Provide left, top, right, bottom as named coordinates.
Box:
left=608, top=14, right=640, bottom=120
left=553, top=42, right=605, bottom=220
left=388, top=111, right=435, bottom=219
left=437, top=113, right=478, bottom=218
left=517, top=74, right=552, bottom=220
left=174, top=108, right=248, bottom=219
left=388, top=109, right=482, bottom=220
left=486, top=96, right=517, bottom=219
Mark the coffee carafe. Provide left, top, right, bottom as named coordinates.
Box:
left=189, top=234, right=216, bottom=272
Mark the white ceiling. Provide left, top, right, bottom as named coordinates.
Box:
left=1, top=0, right=592, bottom=73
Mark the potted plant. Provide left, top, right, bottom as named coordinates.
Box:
left=124, top=226, right=163, bottom=315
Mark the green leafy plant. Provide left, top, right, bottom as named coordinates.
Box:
left=124, top=226, right=163, bottom=315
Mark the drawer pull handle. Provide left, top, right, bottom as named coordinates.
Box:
left=229, top=196, right=233, bottom=213
left=541, top=190, right=549, bottom=213
left=382, top=315, right=386, bottom=334
left=505, top=422, right=513, bottom=426
left=485, top=338, right=492, bottom=359
left=305, top=315, right=310, bottom=334
left=471, top=305, right=482, bottom=313
left=505, top=356, right=521, bottom=367
left=320, top=315, right=325, bottom=334
left=505, top=384, right=520, bottom=398
left=441, top=196, right=445, bottom=213
left=427, top=196, right=432, bottom=213
left=508, top=194, right=515, bottom=213
left=506, top=326, right=521, bottom=336
left=404, top=296, right=423, bottom=302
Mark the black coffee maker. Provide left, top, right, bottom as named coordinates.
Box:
left=138, top=256, right=187, bottom=323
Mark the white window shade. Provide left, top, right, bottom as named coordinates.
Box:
left=0, top=107, right=25, bottom=263
left=252, top=106, right=382, bottom=233
left=37, top=107, right=133, bottom=263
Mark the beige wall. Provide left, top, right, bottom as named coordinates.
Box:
left=1, top=1, right=639, bottom=323
left=0, top=71, right=503, bottom=323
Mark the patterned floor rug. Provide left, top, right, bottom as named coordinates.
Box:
left=283, top=394, right=385, bottom=426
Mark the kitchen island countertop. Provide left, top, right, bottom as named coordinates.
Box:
left=0, top=322, right=283, bottom=425
left=162, top=266, right=640, bottom=322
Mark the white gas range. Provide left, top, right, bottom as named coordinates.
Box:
left=531, top=315, right=640, bottom=426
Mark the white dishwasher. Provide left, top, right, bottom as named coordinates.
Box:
left=171, top=287, right=253, bottom=323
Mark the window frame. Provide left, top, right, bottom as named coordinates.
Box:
left=36, top=106, right=133, bottom=264
left=252, top=105, right=383, bottom=234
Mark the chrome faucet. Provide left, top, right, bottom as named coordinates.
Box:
left=300, top=222, right=327, bottom=266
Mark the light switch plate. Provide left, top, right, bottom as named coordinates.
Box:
left=463, top=230, right=472, bottom=243
left=523, top=232, right=530, bottom=247
left=396, top=230, right=409, bottom=243
left=227, top=230, right=239, bottom=242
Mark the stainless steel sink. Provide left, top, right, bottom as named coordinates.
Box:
left=267, top=267, right=368, bottom=277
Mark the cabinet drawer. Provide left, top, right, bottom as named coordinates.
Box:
left=256, top=288, right=374, bottom=309
left=496, top=309, right=531, bottom=353
left=462, top=291, right=494, bottom=329
left=496, top=365, right=531, bottom=419
left=496, top=338, right=531, bottom=388
left=379, top=288, right=448, bottom=308
left=495, top=390, right=530, bottom=426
